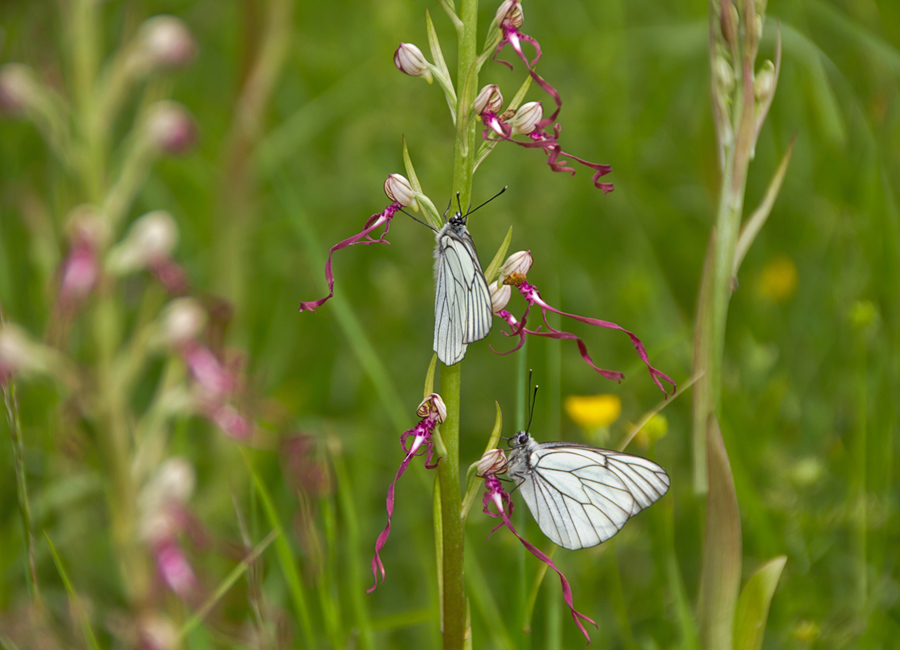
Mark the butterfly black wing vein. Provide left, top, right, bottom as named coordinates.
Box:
left=507, top=435, right=670, bottom=550
left=433, top=221, right=492, bottom=365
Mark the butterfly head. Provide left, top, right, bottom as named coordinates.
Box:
left=507, top=431, right=531, bottom=448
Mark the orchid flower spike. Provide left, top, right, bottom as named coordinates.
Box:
left=368, top=393, right=445, bottom=592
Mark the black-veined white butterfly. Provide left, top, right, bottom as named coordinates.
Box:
left=504, top=380, right=669, bottom=549
left=430, top=189, right=505, bottom=366
left=505, top=432, right=670, bottom=549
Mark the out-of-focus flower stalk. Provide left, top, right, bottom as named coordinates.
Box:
left=694, top=1, right=788, bottom=648
left=214, top=0, right=293, bottom=313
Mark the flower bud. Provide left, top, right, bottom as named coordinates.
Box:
left=416, top=393, right=447, bottom=423
left=136, top=15, right=197, bottom=70
left=489, top=280, right=511, bottom=313
left=499, top=250, right=533, bottom=283
left=0, top=63, right=38, bottom=116
left=473, top=84, right=503, bottom=115
left=383, top=173, right=418, bottom=208
left=477, top=448, right=507, bottom=477
left=159, top=298, right=207, bottom=346
left=0, top=324, right=55, bottom=380
left=508, top=101, right=542, bottom=135
left=496, top=0, right=524, bottom=28
left=107, top=210, right=179, bottom=273
left=394, top=43, right=433, bottom=82
left=145, top=101, right=197, bottom=155
left=713, top=56, right=735, bottom=96
left=754, top=60, right=776, bottom=104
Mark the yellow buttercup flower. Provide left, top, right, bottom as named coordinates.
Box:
left=757, top=254, right=798, bottom=303
left=564, top=394, right=622, bottom=429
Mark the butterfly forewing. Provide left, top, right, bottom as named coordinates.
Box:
left=433, top=222, right=492, bottom=365
left=508, top=435, right=670, bottom=550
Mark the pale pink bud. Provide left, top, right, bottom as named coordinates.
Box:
left=137, top=16, right=197, bottom=70
left=477, top=448, right=507, bottom=476
left=0, top=324, right=53, bottom=379
left=107, top=210, right=179, bottom=273
left=0, top=63, right=37, bottom=116
left=489, top=280, right=511, bottom=314
left=496, top=0, right=524, bottom=28
left=146, top=101, right=196, bottom=155
left=394, top=43, right=433, bottom=82
left=416, top=393, right=447, bottom=423
left=508, top=101, right=542, bottom=135
left=499, top=250, right=533, bottom=283
left=160, top=298, right=207, bottom=346
left=209, top=403, right=252, bottom=439
left=473, top=84, right=503, bottom=115
left=383, top=173, right=418, bottom=208
left=139, top=615, right=178, bottom=650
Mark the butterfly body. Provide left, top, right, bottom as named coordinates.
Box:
left=506, top=431, right=670, bottom=550
left=433, top=214, right=493, bottom=366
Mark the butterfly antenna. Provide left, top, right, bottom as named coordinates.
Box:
left=465, top=186, right=508, bottom=218
left=399, top=207, right=438, bottom=233
left=525, top=369, right=538, bottom=434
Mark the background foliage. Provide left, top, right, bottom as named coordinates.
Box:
left=1, top=0, right=897, bottom=648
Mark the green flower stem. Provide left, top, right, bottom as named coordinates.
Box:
left=437, top=361, right=465, bottom=650
left=434, top=1, right=480, bottom=648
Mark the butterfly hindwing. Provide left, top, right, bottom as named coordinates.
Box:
left=509, top=436, right=670, bottom=550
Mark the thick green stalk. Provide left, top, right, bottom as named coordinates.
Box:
left=435, top=1, right=480, bottom=648
left=437, top=362, right=465, bottom=650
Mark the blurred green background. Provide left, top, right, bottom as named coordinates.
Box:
left=1, top=0, right=897, bottom=648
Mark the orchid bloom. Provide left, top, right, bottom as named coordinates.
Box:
left=299, top=174, right=419, bottom=313
left=368, top=393, right=445, bottom=592
left=493, top=252, right=676, bottom=396
left=481, top=0, right=614, bottom=193
left=480, top=453, right=597, bottom=643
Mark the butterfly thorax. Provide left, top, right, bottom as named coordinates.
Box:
left=506, top=431, right=539, bottom=480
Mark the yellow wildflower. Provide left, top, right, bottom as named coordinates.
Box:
left=564, top=394, right=621, bottom=429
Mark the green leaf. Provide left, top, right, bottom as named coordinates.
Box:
left=697, top=416, right=743, bottom=650
left=483, top=226, right=513, bottom=284
left=424, top=352, right=438, bottom=398
left=460, top=401, right=503, bottom=522
left=733, top=135, right=796, bottom=274
left=734, top=556, right=788, bottom=650
left=402, top=136, right=442, bottom=229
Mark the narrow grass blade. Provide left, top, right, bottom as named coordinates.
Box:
left=331, top=444, right=375, bottom=650
left=734, top=556, right=787, bottom=650
left=44, top=533, right=101, bottom=650
left=178, top=529, right=279, bottom=639
left=240, top=448, right=315, bottom=647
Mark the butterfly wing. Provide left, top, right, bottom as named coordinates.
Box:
left=433, top=224, right=493, bottom=365
left=516, top=442, right=670, bottom=550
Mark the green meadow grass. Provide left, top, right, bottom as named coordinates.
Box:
left=1, top=1, right=897, bottom=648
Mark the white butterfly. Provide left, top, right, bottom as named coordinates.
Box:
left=431, top=189, right=505, bottom=366
left=505, top=431, right=670, bottom=550
left=433, top=212, right=493, bottom=365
